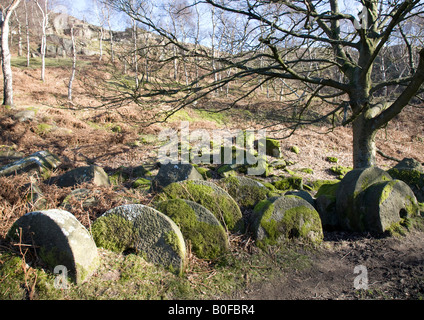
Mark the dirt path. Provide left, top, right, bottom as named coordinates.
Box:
left=228, top=230, right=424, bottom=300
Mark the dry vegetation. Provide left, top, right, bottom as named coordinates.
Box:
left=1, top=53, right=424, bottom=300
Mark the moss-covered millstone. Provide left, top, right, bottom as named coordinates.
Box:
left=7, top=209, right=99, bottom=284
left=252, top=195, right=323, bottom=248
left=156, top=180, right=244, bottom=232
left=356, top=180, right=419, bottom=233
left=156, top=199, right=228, bottom=259
left=388, top=164, right=424, bottom=202
left=273, top=176, right=303, bottom=191
left=218, top=176, right=272, bottom=209
left=315, top=182, right=340, bottom=230
left=91, top=204, right=186, bottom=275
left=335, top=167, right=392, bottom=231
left=150, top=163, right=205, bottom=192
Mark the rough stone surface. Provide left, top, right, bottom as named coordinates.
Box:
left=156, top=180, right=244, bottom=232
left=218, top=176, right=271, bottom=209
left=91, top=204, right=186, bottom=275
left=315, top=182, right=340, bottom=230
left=52, top=165, right=110, bottom=188
left=252, top=195, right=323, bottom=247
left=60, top=188, right=101, bottom=211
left=150, top=163, right=204, bottom=192
left=357, top=180, right=419, bottom=233
left=156, top=199, right=228, bottom=259
left=335, top=167, right=392, bottom=231
left=0, top=150, right=61, bottom=177
left=394, top=158, right=424, bottom=173
left=284, top=190, right=315, bottom=207
left=7, top=209, right=99, bottom=284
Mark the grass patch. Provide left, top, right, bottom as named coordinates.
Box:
left=11, top=57, right=91, bottom=69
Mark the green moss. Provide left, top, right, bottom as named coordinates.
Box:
left=388, top=168, right=424, bottom=188
left=35, top=123, right=53, bottom=136
left=299, top=168, right=314, bottom=174
left=132, top=177, right=151, bottom=189
left=326, top=157, right=339, bottom=163
left=91, top=215, right=136, bottom=253
left=157, top=199, right=228, bottom=260
left=255, top=200, right=323, bottom=248
left=379, top=180, right=397, bottom=205
left=221, top=176, right=271, bottom=209
left=157, top=181, right=243, bottom=232
left=290, top=146, right=300, bottom=154
left=330, top=165, right=353, bottom=179
left=273, top=177, right=303, bottom=191
left=195, top=167, right=212, bottom=179
left=315, top=182, right=340, bottom=199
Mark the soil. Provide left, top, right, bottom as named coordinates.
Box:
left=228, top=229, right=424, bottom=300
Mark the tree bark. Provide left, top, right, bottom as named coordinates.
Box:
left=1, top=0, right=22, bottom=107
left=352, top=114, right=377, bottom=168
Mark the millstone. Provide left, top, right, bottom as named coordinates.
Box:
left=156, top=199, right=228, bottom=259
left=7, top=209, right=99, bottom=284
left=252, top=195, right=323, bottom=248
left=335, top=167, right=392, bottom=231
left=357, top=179, right=419, bottom=233
left=156, top=180, right=244, bottom=232
left=91, top=204, right=186, bottom=275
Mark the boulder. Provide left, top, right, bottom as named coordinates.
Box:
left=156, top=199, right=228, bottom=259
left=273, top=176, right=303, bottom=191
left=218, top=176, right=271, bottom=209
left=252, top=195, right=323, bottom=248
left=156, top=180, right=244, bottom=232
left=91, top=204, right=186, bottom=275
left=150, top=163, right=204, bottom=192
left=52, top=165, right=110, bottom=188
left=0, top=150, right=61, bottom=177
left=335, top=167, right=392, bottom=231
left=356, top=180, right=419, bottom=233
left=7, top=209, right=99, bottom=284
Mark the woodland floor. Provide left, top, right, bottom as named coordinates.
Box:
left=1, top=58, right=424, bottom=300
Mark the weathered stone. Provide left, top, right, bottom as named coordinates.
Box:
left=156, top=180, right=244, bottom=232
left=284, top=190, right=315, bottom=207
left=273, top=176, right=303, bottom=191
left=52, top=165, right=110, bottom=188
left=7, top=209, right=99, bottom=284
left=12, top=109, right=36, bottom=122
left=315, top=182, right=340, bottom=230
left=156, top=199, right=228, bottom=259
left=356, top=180, right=419, bottom=233
left=252, top=195, right=323, bottom=248
left=218, top=176, right=271, bottom=209
left=0, top=150, right=61, bottom=177
left=394, top=158, right=424, bottom=173
left=60, top=188, right=101, bottom=211
left=150, top=163, right=204, bottom=192
left=91, top=204, right=186, bottom=275
left=335, top=167, right=392, bottom=231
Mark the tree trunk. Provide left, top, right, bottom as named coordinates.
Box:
left=68, top=26, right=76, bottom=102
left=1, top=16, right=14, bottom=106
left=352, top=114, right=377, bottom=169
left=1, top=0, right=22, bottom=106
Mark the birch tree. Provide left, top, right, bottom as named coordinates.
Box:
left=1, top=0, right=21, bottom=107
left=35, top=0, right=49, bottom=82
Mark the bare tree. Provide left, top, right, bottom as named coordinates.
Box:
left=67, top=23, right=76, bottom=102
left=1, top=0, right=21, bottom=106
left=34, top=0, right=49, bottom=82
left=103, top=0, right=424, bottom=168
